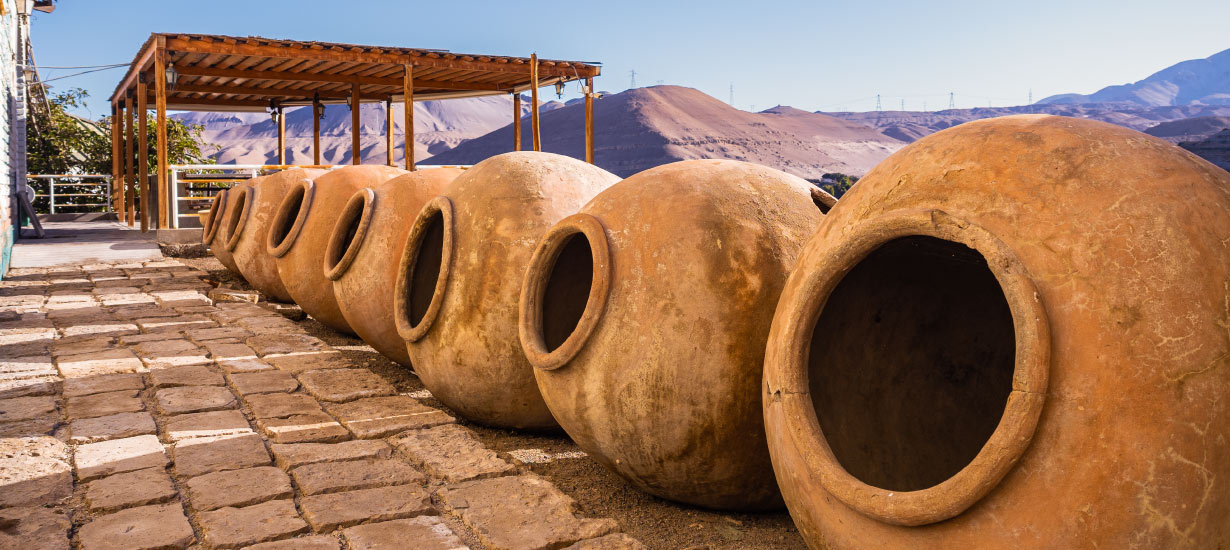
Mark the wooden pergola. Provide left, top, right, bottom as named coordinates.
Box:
left=109, top=33, right=602, bottom=231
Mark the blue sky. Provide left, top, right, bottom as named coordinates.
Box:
left=31, top=0, right=1230, bottom=119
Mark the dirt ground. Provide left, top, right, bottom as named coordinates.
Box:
left=180, top=255, right=809, bottom=550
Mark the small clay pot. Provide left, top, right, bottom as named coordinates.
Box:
left=205, top=183, right=245, bottom=275
left=226, top=169, right=326, bottom=302
left=394, top=152, right=619, bottom=430
left=520, top=160, right=827, bottom=510
left=763, top=115, right=1230, bottom=548
left=268, top=165, right=407, bottom=334
left=326, top=167, right=462, bottom=367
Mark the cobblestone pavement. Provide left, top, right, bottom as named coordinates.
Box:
left=0, top=259, right=645, bottom=550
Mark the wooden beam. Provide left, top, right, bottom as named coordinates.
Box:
left=137, top=74, right=149, bottom=232
left=170, top=83, right=396, bottom=100
left=351, top=82, right=361, bottom=165
left=155, top=38, right=169, bottom=229
left=276, top=105, right=286, bottom=165
left=110, top=102, right=123, bottom=213
left=313, top=98, right=321, bottom=165
left=585, top=77, right=594, bottom=164
left=530, top=54, right=541, bottom=152
left=403, top=64, right=414, bottom=171
left=512, top=92, right=521, bottom=151
left=124, top=95, right=135, bottom=227
left=385, top=99, right=394, bottom=166
left=173, top=68, right=510, bottom=91
left=110, top=38, right=157, bottom=102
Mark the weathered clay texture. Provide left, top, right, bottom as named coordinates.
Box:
left=268, top=165, right=406, bottom=334
left=205, top=186, right=243, bottom=275
left=522, top=160, right=824, bottom=510
left=762, top=115, right=1230, bottom=548
left=228, top=169, right=325, bottom=302
left=395, top=152, right=618, bottom=430
left=326, top=168, right=460, bottom=367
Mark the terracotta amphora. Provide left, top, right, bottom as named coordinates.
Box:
left=225, top=168, right=325, bottom=302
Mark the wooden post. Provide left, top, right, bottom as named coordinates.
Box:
left=312, top=97, right=321, bottom=165
left=385, top=98, right=394, bottom=166
left=403, top=64, right=414, bottom=171
left=530, top=53, right=541, bottom=151
left=276, top=104, right=286, bottom=165
left=110, top=102, right=123, bottom=213
left=351, top=82, right=361, bottom=165
left=585, top=77, right=595, bottom=164
left=155, top=42, right=169, bottom=228
left=124, top=94, right=135, bottom=227
left=512, top=92, right=521, bottom=151
left=137, top=73, right=149, bottom=232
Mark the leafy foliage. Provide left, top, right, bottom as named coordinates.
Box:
left=817, top=172, right=859, bottom=199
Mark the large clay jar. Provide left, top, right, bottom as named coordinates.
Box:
left=268, top=165, right=406, bottom=334
left=204, top=184, right=243, bottom=275
left=763, top=115, right=1230, bottom=548
left=394, top=152, right=619, bottom=430
left=518, top=160, right=826, bottom=511
left=226, top=169, right=326, bottom=303
left=325, top=167, right=462, bottom=367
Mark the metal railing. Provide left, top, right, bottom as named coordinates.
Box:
left=27, top=174, right=112, bottom=214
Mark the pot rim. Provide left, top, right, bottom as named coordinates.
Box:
left=773, top=208, right=1050, bottom=527
left=266, top=180, right=315, bottom=258
left=518, top=213, right=612, bottom=371
left=394, top=195, right=455, bottom=342
left=202, top=190, right=228, bottom=245
left=323, top=187, right=377, bottom=281
left=223, top=185, right=255, bottom=252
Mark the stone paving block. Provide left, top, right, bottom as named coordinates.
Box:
left=209, top=288, right=262, bottom=303
left=247, top=333, right=327, bottom=357
left=265, top=351, right=351, bottom=373
left=244, top=392, right=322, bottom=419
left=227, top=370, right=298, bottom=395
left=100, top=293, right=157, bottom=306
left=328, top=396, right=455, bottom=439
left=437, top=475, right=618, bottom=550
left=135, top=339, right=211, bottom=369
left=185, top=466, right=293, bottom=511
left=342, top=517, right=468, bottom=550
left=164, top=409, right=253, bottom=441
left=50, top=336, right=115, bottom=357
left=217, top=357, right=273, bottom=373
left=300, top=484, right=433, bottom=532
left=155, top=385, right=237, bottom=415
left=0, top=377, right=57, bottom=399
left=56, top=348, right=144, bottom=377
left=62, top=372, right=143, bottom=397
left=75, top=434, right=168, bottom=482
left=390, top=424, right=515, bottom=483
left=0, top=415, right=59, bottom=438
left=0, top=394, right=57, bottom=422
left=119, top=331, right=178, bottom=345
left=297, top=369, right=395, bottom=403
left=0, top=506, right=71, bottom=550
left=269, top=440, right=393, bottom=470
left=149, top=364, right=224, bottom=387
left=76, top=503, right=194, bottom=550
left=236, top=315, right=302, bottom=333
left=0, top=436, right=72, bottom=507
left=70, top=411, right=157, bottom=444
left=565, top=534, right=648, bottom=550
left=244, top=535, right=340, bottom=550
left=84, top=467, right=177, bottom=513
left=258, top=302, right=306, bottom=321
left=0, top=355, right=57, bottom=378
left=290, top=458, right=424, bottom=496
left=257, top=412, right=350, bottom=444
left=171, top=434, right=271, bottom=479
left=137, top=315, right=215, bottom=333
left=186, top=326, right=251, bottom=343
left=206, top=341, right=258, bottom=361
left=59, top=322, right=139, bottom=339
left=175, top=304, right=220, bottom=315
left=65, top=390, right=143, bottom=420
left=112, top=306, right=179, bottom=321
left=197, top=499, right=309, bottom=549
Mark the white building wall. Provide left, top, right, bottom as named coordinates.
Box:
left=0, top=0, right=21, bottom=276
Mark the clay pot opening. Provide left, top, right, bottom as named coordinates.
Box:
left=519, top=214, right=611, bottom=371
left=223, top=186, right=254, bottom=252
left=395, top=196, right=454, bottom=342
left=323, top=188, right=376, bottom=281
left=776, top=210, right=1050, bottom=526
left=202, top=191, right=227, bottom=244
left=808, top=235, right=1014, bottom=493
left=267, top=182, right=314, bottom=258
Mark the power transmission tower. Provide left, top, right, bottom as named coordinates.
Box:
left=900, top=99, right=905, bottom=111
left=729, top=84, right=734, bottom=106
left=629, top=70, right=637, bottom=89
left=875, top=94, right=881, bottom=111
left=948, top=92, right=955, bottom=110
left=1028, top=88, right=1033, bottom=104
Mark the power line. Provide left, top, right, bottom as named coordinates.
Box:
left=38, top=65, right=126, bottom=84
left=21, top=62, right=127, bottom=70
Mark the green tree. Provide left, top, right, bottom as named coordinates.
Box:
left=818, top=172, right=859, bottom=199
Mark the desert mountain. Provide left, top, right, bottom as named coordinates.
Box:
left=1039, top=48, right=1230, bottom=107
left=1181, top=129, right=1230, bottom=172
left=171, top=95, right=564, bottom=165
left=1144, top=116, right=1230, bottom=143
left=427, top=85, right=903, bottom=178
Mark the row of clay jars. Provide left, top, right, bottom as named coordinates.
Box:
left=520, top=159, right=829, bottom=511
left=762, top=115, right=1230, bottom=547
left=225, top=169, right=325, bottom=302
left=325, top=167, right=463, bottom=366
left=267, top=165, right=408, bottom=334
